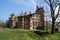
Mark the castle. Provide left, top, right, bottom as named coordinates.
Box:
left=7, top=6, right=45, bottom=30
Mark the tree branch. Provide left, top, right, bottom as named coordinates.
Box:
left=45, top=0, right=50, bottom=6
left=56, top=22, right=60, bottom=25
left=51, top=0, right=54, bottom=4
left=55, top=6, right=60, bottom=21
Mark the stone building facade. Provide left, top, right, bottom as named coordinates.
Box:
left=7, top=6, right=44, bottom=30
left=8, top=16, right=18, bottom=28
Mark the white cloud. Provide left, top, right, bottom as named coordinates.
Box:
left=54, top=5, right=59, bottom=16
left=13, top=0, right=37, bottom=9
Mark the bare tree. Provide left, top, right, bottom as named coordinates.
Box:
left=20, top=11, right=23, bottom=16
left=44, top=0, right=60, bottom=34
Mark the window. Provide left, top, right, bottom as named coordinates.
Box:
left=33, top=27, right=34, bottom=29
left=32, top=14, right=34, bottom=17
left=35, top=22, right=37, bottom=26
left=33, top=21, right=35, bottom=26
left=38, top=22, right=39, bottom=25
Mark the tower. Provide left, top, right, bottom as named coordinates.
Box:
left=36, top=5, right=44, bottom=29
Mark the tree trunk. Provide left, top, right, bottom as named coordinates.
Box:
left=51, top=20, right=55, bottom=34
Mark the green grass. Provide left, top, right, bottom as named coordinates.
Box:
left=44, top=32, right=60, bottom=40
left=0, top=28, right=43, bottom=40
left=0, top=28, right=60, bottom=40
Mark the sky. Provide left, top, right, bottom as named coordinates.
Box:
left=0, top=0, right=59, bottom=22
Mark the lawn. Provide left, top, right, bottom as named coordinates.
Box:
left=0, top=28, right=60, bottom=40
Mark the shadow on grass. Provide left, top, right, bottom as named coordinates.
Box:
left=34, top=31, right=49, bottom=36
left=34, top=31, right=50, bottom=40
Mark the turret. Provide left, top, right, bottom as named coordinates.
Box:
left=36, top=5, right=44, bottom=13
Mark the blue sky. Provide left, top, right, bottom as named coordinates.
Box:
left=0, top=0, right=50, bottom=21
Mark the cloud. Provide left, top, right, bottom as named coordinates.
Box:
left=13, top=0, right=37, bottom=9
left=54, top=5, right=59, bottom=16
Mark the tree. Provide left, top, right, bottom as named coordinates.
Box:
left=6, top=20, right=10, bottom=28
left=45, top=0, right=60, bottom=34
left=20, top=11, right=24, bottom=16
left=10, top=13, right=15, bottom=17
left=9, top=13, right=15, bottom=20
